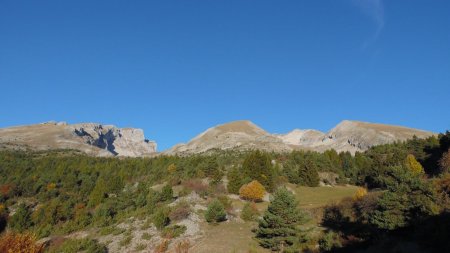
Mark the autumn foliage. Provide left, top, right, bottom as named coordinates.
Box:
left=353, top=187, right=368, bottom=201
left=0, top=232, right=44, bottom=253
left=239, top=180, right=266, bottom=202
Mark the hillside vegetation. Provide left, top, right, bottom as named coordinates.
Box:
left=0, top=131, right=449, bottom=252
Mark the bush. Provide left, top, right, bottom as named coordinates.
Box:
left=319, top=231, right=342, bottom=251
left=239, top=180, right=266, bottom=202
left=9, top=203, right=32, bottom=232
left=119, top=232, right=133, bottom=247
left=161, top=225, right=187, bottom=238
left=353, top=187, right=368, bottom=201
left=240, top=202, right=260, bottom=221
left=159, top=185, right=174, bottom=202
left=153, top=208, right=170, bottom=230
left=169, top=201, right=191, bottom=221
left=182, top=179, right=208, bottom=197
left=217, top=195, right=233, bottom=212
left=0, top=232, right=44, bottom=253
left=141, top=232, right=152, bottom=240
left=47, top=238, right=107, bottom=253
left=205, top=199, right=227, bottom=223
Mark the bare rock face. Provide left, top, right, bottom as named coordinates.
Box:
left=0, top=122, right=157, bottom=157
left=70, top=123, right=157, bottom=157
left=275, top=129, right=324, bottom=146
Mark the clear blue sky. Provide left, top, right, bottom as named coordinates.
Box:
left=0, top=0, right=449, bottom=151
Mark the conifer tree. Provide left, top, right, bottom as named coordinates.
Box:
left=405, top=154, right=425, bottom=175
left=227, top=167, right=247, bottom=194
left=242, top=151, right=276, bottom=191
left=255, top=188, right=309, bottom=252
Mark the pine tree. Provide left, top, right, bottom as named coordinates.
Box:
left=204, top=199, right=226, bottom=223
left=227, top=167, right=247, bottom=194
left=255, top=188, right=309, bottom=252
left=298, top=160, right=320, bottom=187
left=242, top=151, right=276, bottom=191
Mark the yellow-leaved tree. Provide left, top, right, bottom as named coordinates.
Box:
left=405, top=154, right=425, bottom=175
left=353, top=187, right=368, bottom=201
left=239, top=180, right=266, bottom=202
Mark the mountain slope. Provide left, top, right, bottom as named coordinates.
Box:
left=0, top=121, right=157, bottom=157
left=166, top=120, right=435, bottom=155
left=309, top=120, right=435, bottom=153
left=164, top=120, right=292, bottom=155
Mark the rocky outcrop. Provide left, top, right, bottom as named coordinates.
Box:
left=275, top=129, right=324, bottom=146
left=0, top=122, right=157, bottom=157
left=70, top=123, right=157, bottom=157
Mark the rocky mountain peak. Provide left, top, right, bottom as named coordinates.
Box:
left=0, top=122, right=157, bottom=157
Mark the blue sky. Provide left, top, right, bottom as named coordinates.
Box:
left=0, top=0, right=449, bottom=151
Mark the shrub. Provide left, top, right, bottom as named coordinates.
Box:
left=205, top=199, right=227, bottom=223
left=0, top=232, right=44, bottom=253
left=119, top=232, right=133, bottom=247
left=135, top=243, right=146, bottom=251
left=159, top=185, right=173, bottom=202
left=182, top=179, right=208, bottom=197
left=174, top=240, right=190, bottom=253
left=154, top=239, right=169, bottom=253
left=240, top=202, right=260, bottom=221
left=217, top=195, right=233, bottom=212
left=169, top=201, right=191, bottom=221
left=239, top=180, right=266, bottom=202
left=9, top=203, right=32, bottom=232
left=153, top=208, right=170, bottom=230
left=47, top=238, right=106, bottom=253
left=319, top=231, right=342, bottom=251
left=141, top=232, right=152, bottom=240
left=161, top=225, right=187, bottom=238
left=353, top=187, right=368, bottom=201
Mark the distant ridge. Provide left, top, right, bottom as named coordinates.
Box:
left=0, top=120, right=435, bottom=156
left=164, top=120, right=435, bottom=155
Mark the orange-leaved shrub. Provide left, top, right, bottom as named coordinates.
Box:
left=0, top=232, right=44, bottom=253
left=239, top=180, right=266, bottom=202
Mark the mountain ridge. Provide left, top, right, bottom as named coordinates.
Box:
left=0, top=120, right=436, bottom=156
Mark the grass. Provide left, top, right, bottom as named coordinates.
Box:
left=191, top=221, right=270, bottom=253
left=291, top=184, right=359, bottom=209
left=190, top=185, right=359, bottom=252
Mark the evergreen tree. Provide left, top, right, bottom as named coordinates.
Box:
left=227, top=167, right=247, bottom=194
left=298, top=159, right=320, bottom=187
left=204, top=199, right=226, bottom=223
left=242, top=151, right=276, bottom=191
left=405, top=154, right=425, bottom=175
left=255, top=188, right=309, bottom=252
